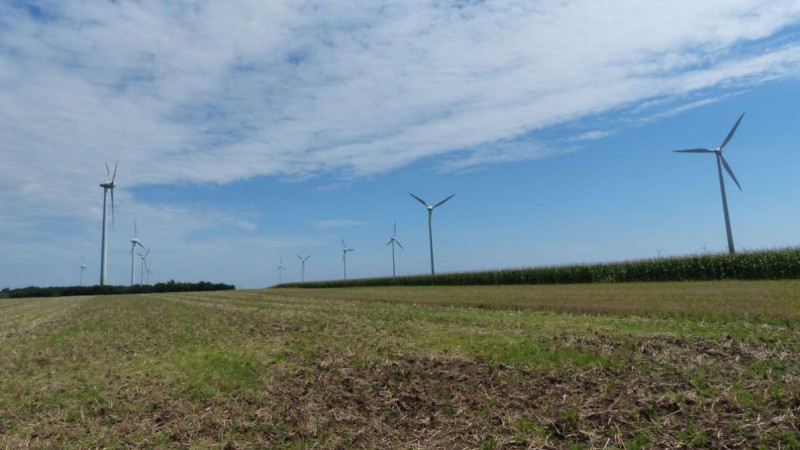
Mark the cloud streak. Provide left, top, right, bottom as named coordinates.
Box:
left=2, top=1, right=799, bottom=191
left=315, top=220, right=365, bottom=229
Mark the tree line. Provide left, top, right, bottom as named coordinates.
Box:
left=1, top=280, right=235, bottom=299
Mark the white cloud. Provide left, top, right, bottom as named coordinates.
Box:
left=2, top=2, right=800, bottom=193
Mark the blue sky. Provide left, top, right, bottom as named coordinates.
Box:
left=2, top=1, right=800, bottom=289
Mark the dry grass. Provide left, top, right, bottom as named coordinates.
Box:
left=1, top=282, right=799, bottom=448
left=270, top=280, right=800, bottom=322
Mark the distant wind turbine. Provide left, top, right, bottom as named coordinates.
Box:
left=341, top=239, right=354, bottom=280
left=99, top=163, right=117, bottom=285
left=409, top=193, right=454, bottom=275
left=129, top=220, right=145, bottom=286
left=79, top=256, right=88, bottom=286
left=385, top=221, right=404, bottom=277
left=296, top=254, right=311, bottom=283
left=138, top=248, right=150, bottom=285
left=145, top=259, right=153, bottom=285
left=276, top=258, right=287, bottom=284
left=674, top=113, right=744, bottom=254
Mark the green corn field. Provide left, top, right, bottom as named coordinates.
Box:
left=281, top=247, right=800, bottom=288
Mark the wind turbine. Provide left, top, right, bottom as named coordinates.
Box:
left=79, top=256, right=88, bottom=286
left=99, top=163, right=117, bottom=285
left=296, top=254, right=311, bottom=283
left=341, top=239, right=354, bottom=280
left=674, top=113, right=744, bottom=254
left=145, top=259, right=153, bottom=285
left=129, top=220, right=145, bottom=285
left=275, top=258, right=287, bottom=284
left=385, top=221, right=404, bottom=277
left=138, top=248, right=150, bottom=285
left=409, top=193, right=454, bottom=275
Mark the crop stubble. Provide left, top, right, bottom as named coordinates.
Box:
left=0, top=282, right=798, bottom=449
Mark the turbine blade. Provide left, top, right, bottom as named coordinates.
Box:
left=396, top=239, right=404, bottom=250
left=144, top=248, right=150, bottom=258
left=297, top=254, right=303, bottom=260
left=720, top=155, right=742, bottom=190
left=306, top=255, right=311, bottom=260
left=409, top=193, right=429, bottom=207
left=341, top=238, right=346, bottom=248
left=393, top=221, right=396, bottom=235
left=433, top=194, right=455, bottom=208
left=719, top=112, right=745, bottom=150
left=134, top=219, right=138, bottom=238
left=386, top=239, right=393, bottom=246
left=112, top=161, right=118, bottom=183
left=105, top=163, right=111, bottom=181
left=138, top=241, right=145, bottom=249
left=673, top=148, right=714, bottom=153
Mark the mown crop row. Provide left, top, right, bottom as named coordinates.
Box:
left=280, top=247, right=800, bottom=288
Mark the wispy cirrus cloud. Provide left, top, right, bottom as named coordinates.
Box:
left=3, top=1, right=800, bottom=195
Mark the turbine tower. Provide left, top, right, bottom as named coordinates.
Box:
left=99, top=163, right=117, bottom=285
left=296, top=254, right=311, bottom=283
left=385, top=221, right=404, bottom=277
left=674, top=113, right=744, bottom=254
left=138, top=248, right=150, bottom=285
left=79, top=256, right=88, bottom=286
left=409, top=193, right=454, bottom=275
left=275, top=258, right=287, bottom=284
left=129, top=220, right=145, bottom=285
left=341, top=239, right=354, bottom=280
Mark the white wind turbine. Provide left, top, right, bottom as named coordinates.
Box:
left=674, top=113, right=745, bottom=254
left=276, top=258, right=287, bottom=284
left=409, top=193, right=454, bottom=275
left=99, top=163, right=117, bottom=285
left=138, top=248, right=150, bottom=285
left=145, top=259, right=153, bottom=285
left=296, top=254, right=311, bottom=283
left=79, top=256, right=88, bottom=286
left=385, top=221, right=404, bottom=277
left=341, top=239, right=355, bottom=280
left=129, top=220, right=145, bottom=286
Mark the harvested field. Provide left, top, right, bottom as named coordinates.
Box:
left=1, top=282, right=799, bottom=448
